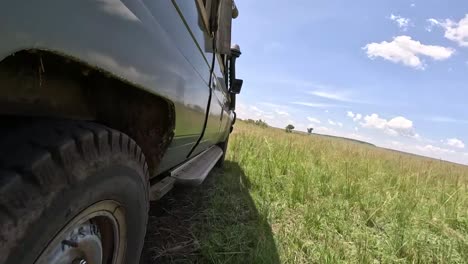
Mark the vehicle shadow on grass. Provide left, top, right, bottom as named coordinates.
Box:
left=140, top=161, right=280, bottom=264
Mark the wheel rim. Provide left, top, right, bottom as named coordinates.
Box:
left=35, top=200, right=127, bottom=264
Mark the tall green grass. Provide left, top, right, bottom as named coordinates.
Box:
left=224, top=121, right=468, bottom=263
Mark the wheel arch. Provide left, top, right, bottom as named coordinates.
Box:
left=0, top=49, right=176, bottom=175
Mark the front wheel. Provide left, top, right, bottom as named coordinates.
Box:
left=0, top=119, right=149, bottom=264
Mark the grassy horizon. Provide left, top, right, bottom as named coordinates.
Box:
left=144, top=120, right=468, bottom=263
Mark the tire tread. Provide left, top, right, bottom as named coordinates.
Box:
left=0, top=119, right=149, bottom=263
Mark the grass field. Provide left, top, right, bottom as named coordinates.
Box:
left=142, top=121, right=468, bottom=263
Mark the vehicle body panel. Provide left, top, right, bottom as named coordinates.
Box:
left=190, top=56, right=230, bottom=154
left=0, top=0, right=233, bottom=174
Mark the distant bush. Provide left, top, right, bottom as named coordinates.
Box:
left=246, top=119, right=269, bottom=128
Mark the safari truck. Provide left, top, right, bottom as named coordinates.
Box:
left=0, top=0, right=242, bottom=263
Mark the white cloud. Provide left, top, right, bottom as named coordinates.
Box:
left=417, top=145, right=455, bottom=154
left=275, top=109, right=289, bottom=116
left=250, top=106, right=274, bottom=119
left=361, top=114, right=416, bottom=137
left=307, top=117, right=321, bottom=124
left=446, top=138, right=465, bottom=149
left=277, top=82, right=367, bottom=105
left=308, top=90, right=354, bottom=102
left=236, top=104, right=275, bottom=122
left=390, top=14, right=411, bottom=31
left=383, top=141, right=468, bottom=165
left=387, top=116, right=414, bottom=136
left=410, top=3, right=415, bottom=7
left=362, top=114, right=387, bottom=129
left=326, top=119, right=344, bottom=127
left=363, top=36, right=454, bottom=69
left=426, top=18, right=440, bottom=32
left=237, top=103, right=315, bottom=132
left=347, top=111, right=362, bottom=121
left=427, top=15, right=468, bottom=46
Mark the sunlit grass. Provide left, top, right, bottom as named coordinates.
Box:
left=222, top=121, right=468, bottom=263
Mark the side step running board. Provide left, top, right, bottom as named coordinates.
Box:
left=149, top=145, right=223, bottom=200
left=149, top=176, right=176, bottom=201
left=171, top=145, right=223, bottom=186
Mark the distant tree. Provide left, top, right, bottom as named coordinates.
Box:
left=307, top=128, right=314, bottom=134
left=285, top=124, right=295, bottom=133
left=246, top=119, right=268, bottom=128
left=255, top=119, right=269, bottom=128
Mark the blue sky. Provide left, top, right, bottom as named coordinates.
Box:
left=232, top=0, right=468, bottom=164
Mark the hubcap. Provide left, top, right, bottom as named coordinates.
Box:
left=48, top=221, right=102, bottom=263
left=35, top=201, right=126, bottom=264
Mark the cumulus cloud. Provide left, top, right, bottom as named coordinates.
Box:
left=362, top=114, right=387, bottom=129
left=325, top=119, right=344, bottom=127
left=236, top=104, right=278, bottom=122
left=363, top=36, right=454, bottom=69
left=390, top=14, right=411, bottom=31
left=446, top=138, right=465, bottom=149
left=427, top=15, right=468, bottom=46
left=347, top=111, right=362, bottom=121
left=387, top=116, right=414, bottom=136
left=361, top=114, right=416, bottom=137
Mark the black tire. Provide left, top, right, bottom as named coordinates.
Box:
left=0, top=119, right=149, bottom=264
left=215, top=135, right=229, bottom=168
